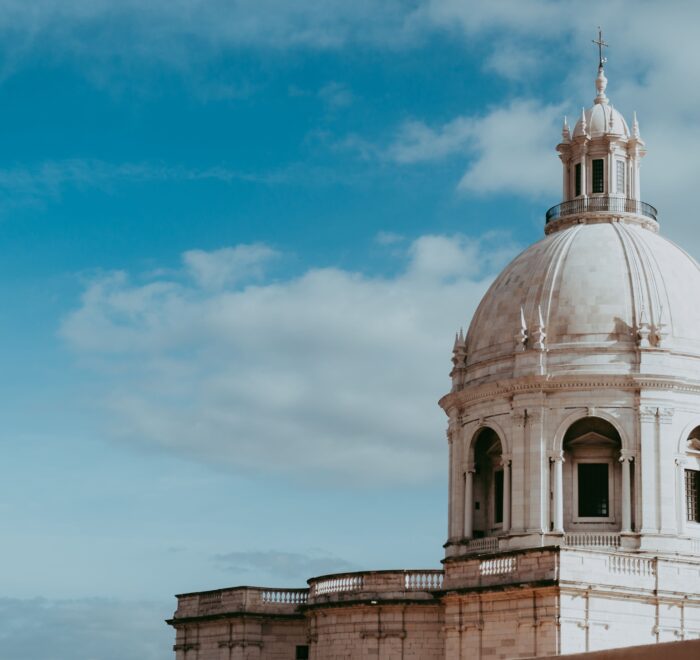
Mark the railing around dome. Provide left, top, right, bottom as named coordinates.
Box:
left=545, top=196, right=658, bottom=224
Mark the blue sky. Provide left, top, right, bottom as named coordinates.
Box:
left=2, top=2, right=700, bottom=658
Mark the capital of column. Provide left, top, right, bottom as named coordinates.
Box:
left=549, top=450, right=565, bottom=464
left=501, top=453, right=513, bottom=467
left=619, top=450, right=635, bottom=463
left=464, top=462, right=476, bottom=474
left=675, top=456, right=688, bottom=467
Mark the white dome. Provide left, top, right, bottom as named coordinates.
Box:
left=572, top=102, right=629, bottom=138
left=464, top=220, right=700, bottom=385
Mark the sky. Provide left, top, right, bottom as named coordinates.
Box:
left=2, top=1, right=700, bottom=658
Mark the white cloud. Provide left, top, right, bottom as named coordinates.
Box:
left=61, top=234, right=517, bottom=486
left=382, top=100, right=561, bottom=199
left=456, top=100, right=562, bottom=197
left=183, top=244, right=279, bottom=289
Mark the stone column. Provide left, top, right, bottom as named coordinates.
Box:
left=447, top=431, right=454, bottom=540
left=639, top=406, right=659, bottom=533
left=510, top=410, right=527, bottom=532
left=503, top=455, right=512, bottom=534
left=620, top=451, right=633, bottom=533
left=581, top=145, right=588, bottom=197
left=551, top=451, right=565, bottom=534
left=464, top=466, right=475, bottom=539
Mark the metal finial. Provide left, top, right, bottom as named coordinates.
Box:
left=592, top=27, right=609, bottom=68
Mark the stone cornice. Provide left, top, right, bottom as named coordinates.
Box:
left=439, top=374, right=700, bottom=413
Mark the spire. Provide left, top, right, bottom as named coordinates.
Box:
left=632, top=111, right=640, bottom=138
left=450, top=328, right=467, bottom=391
left=592, top=27, right=609, bottom=105
left=562, top=116, right=571, bottom=142
left=580, top=106, right=587, bottom=135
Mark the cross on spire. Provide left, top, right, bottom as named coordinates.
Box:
left=592, top=27, right=608, bottom=68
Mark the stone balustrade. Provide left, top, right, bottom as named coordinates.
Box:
left=307, top=569, right=444, bottom=603
left=479, top=556, right=517, bottom=577
left=564, top=532, right=621, bottom=549
left=460, top=537, right=500, bottom=554
left=173, top=586, right=309, bottom=619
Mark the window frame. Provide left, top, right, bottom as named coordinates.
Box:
left=685, top=469, right=700, bottom=524
left=573, top=458, right=616, bottom=523
left=616, top=160, right=626, bottom=196
left=591, top=158, right=605, bottom=194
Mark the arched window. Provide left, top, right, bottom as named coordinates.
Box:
left=562, top=417, right=623, bottom=530
left=684, top=427, right=700, bottom=524
left=472, top=428, right=504, bottom=537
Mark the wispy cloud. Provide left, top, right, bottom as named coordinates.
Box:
left=60, top=233, right=518, bottom=486
left=214, top=549, right=356, bottom=581
left=0, top=597, right=171, bottom=660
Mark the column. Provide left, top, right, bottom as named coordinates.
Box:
left=581, top=146, right=588, bottom=197
left=503, top=456, right=512, bottom=534
left=620, top=451, right=633, bottom=533
left=551, top=451, right=565, bottom=534
left=464, top=467, right=475, bottom=539
left=639, top=406, right=659, bottom=533
left=447, top=432, right=454, bottom=539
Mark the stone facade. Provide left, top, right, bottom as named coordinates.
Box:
left=167, top=48, right=700, bottom=660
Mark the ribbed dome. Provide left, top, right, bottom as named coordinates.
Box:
left=572, top=103, right=629, bottom=138
left=465, top=221, right=700, bottom=384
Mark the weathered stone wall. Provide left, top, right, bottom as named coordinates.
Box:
left=172, top=617, right=307, bottom=660
left=308, top=602, right=443, bottom=660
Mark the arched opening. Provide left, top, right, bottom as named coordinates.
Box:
left=683, top=427, right=700, bottom=525
left=561, top=417, right=624, bottom=532
left=472, top=428, right=504, bottom=538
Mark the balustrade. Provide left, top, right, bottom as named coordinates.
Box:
left=462, top=537, right=500, bottom=554
left=261, top=589, right=308, bottom=604
left=564, top=532, right=621, bottom=548
left=404, top=570, right=443, bottom=590
left=479, top=556, right=517, bottom=576
left=608, top=555, right=655, bottom=576
left=545, top=196, right=657, bottom=224
left=311, top=575, right=364, bottom=596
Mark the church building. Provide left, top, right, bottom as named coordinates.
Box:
left=167, top=41, right=700, bottom=659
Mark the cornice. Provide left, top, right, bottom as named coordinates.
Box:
left=439, top=373, right=700, bottom=412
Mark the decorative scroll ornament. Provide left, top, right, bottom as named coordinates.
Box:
left=637, top=307, right=651, bottom=348
left=532, top=305, right=547, bottom=351
left=514, top=306, right=528, bottom=352
left=653, top=307, right=669, bottom=347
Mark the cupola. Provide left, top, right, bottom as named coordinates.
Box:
left=547, top=30, right=651, bottom=231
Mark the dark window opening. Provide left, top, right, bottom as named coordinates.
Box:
left=685, top=470, right=700, bottom=523
left=296, top=645, right=309, bottom=659
left=578, top=463, right=609, bottom=517
left=575, top=163, right=582, bottom=196
left=494, top=470, right=504, bottom=524
left=592, top=158, right=604, bottom=193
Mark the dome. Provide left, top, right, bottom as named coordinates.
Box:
left=464, top=220, right=700, bottom=385
left=572, top=102, right=629, bottom=138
